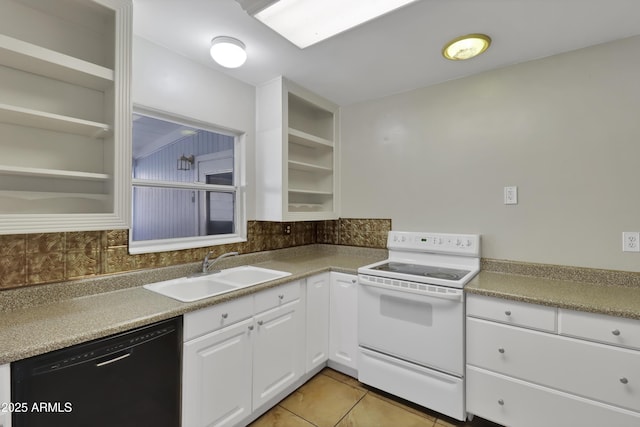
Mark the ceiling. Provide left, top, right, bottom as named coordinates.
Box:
left=133, top=0, right=640, bottom=106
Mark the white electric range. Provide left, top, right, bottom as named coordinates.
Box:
left=357, top=231, right=480, bottom=421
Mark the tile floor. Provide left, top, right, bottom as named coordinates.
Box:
left=249, top=368, right=504, bottom=427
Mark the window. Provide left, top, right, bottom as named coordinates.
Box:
left=129, top=108, right=245, bottom=254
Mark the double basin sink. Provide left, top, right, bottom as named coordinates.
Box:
left=143, top=266, right=292, bottom=302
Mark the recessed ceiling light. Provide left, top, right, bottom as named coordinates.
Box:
left=237, top=0, right=419, bottom=49
left=210, top=36, right=247, bottom=68
left=442, top=34, right=491, bottom=61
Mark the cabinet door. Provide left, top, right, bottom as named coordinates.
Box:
left=0, top=364, right=9, bottom=427
left=329, top=272, right=358, bottom=371
left=183, top=318, right=253, bottom=427
left=253, top=299, right=304, bottom=410
left=306, top=273, right=330, bottom=372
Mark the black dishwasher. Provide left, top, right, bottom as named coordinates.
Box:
left=11, top=317, right=182, bottom=427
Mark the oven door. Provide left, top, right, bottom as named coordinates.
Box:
left=357, top=276, right=464, bottom=376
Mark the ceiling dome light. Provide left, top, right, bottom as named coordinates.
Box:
left=442, top=34, right=491, bottom=60
left=210, top=36, right=247, bottom=68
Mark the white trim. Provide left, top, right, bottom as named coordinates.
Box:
left=132, top=178, right=236, bottom=192
left=128, top=234, right=247, bottom=254
left=129, top=107, right=247, bottom=254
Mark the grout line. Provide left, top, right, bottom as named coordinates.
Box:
left=331, top=389, right=369, bottom=427
left=275, top=404, right=319, bottom=427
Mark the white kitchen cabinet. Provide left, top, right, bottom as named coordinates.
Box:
left=0, top=364, right=10, bottom=427
left=558, top=308, right=640, bottom=350
left=466, top=293, right=640, bottom=426
left=329, top=272, right=358, bottom=375
left=466, top=293, right=557, bottom=332
left=182, top=281, right=305, bottom=426
left=183, top=295, right=254, bottom=341
left=0, top=0, right=132, bottom=234
left=255, top=76, right=339, bottom=221
left=467, top=366, right=640, bottom=427
left=253, top=299, right=304, bottom=410
left=305, top=273, right=330, bottom=373
left=182, top=318, right=253, bottom=427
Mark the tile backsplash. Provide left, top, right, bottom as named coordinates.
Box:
left=0, top=218, right=391, bottom=290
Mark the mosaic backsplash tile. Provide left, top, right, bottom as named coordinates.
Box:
left=0, top=218, right=392, bottom=290
left=317, top=218, right=391, bottom=248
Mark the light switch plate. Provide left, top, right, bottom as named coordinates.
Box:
left=504, top=186, right=518, bottom=205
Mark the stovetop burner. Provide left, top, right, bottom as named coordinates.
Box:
left=370, top=262, right=471, bottom=282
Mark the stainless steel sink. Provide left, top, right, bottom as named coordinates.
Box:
left=143, top=266, right=292, bottom=302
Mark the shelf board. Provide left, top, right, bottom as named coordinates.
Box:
left=288, top=188, right=333, bottom=196
left=288, top=128, right=333, bottom=148
left=0, top=34, right=114, bottom=91
left=288, top=160, right=332, bottom=173
left=0, top=103, right=110, bottom=137
left=0, top=165, right=109, bottom=181
left=0, top=190, right=108, bottom=201
left=289, top=203, right=324, bottom=208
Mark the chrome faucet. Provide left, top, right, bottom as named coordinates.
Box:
left=201, top=251, right=239, bottom=274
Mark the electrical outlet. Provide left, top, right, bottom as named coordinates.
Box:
left=622, top=232, right=640, bottom=252
left=283, top=223, right=292, bottom=235
left=504, top=186, right=518, bottom=205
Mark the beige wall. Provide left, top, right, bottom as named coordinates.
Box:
left=132, top=36, right=257, bottom=218
left=340, top=35, right=640, bottom=271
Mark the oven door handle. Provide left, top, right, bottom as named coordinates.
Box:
left=358, top=276, right=463, bottom=302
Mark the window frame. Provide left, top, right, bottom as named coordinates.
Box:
left=128, top=106, right=246, bottom=254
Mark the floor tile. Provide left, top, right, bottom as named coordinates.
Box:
left=279, top=373, right=366, bottom=427
left=337, top=394, right=435, bottom=427
left=364, top=387, right=438, bottom=423
left=321, top=368, right=367, bottom=391
left=249, top=406, right=314, bottom=427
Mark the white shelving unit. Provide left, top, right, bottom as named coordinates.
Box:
left=0, top=0, right=132, bottom=234
left=256, top=76, right=339, bottom=221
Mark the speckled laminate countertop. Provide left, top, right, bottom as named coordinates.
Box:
left=0, top=245, right=386, bottom=364
left=465, top=271, right=640, bottom=320
left=2, top=245, right=640, bottom=365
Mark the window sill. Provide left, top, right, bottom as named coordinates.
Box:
left=128, top=234, right=247, bottom=255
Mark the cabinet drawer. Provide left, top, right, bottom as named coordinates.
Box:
left=467, top=366, right=640, bottom=427
left=254, top=280, right=300, bottom=314
left=184, top=295, right=253, bottom=341
left=559, top=309, right=640, bottom=350
left=467, top=318, right=640, bottom=412
left=466, top=293, right=557, bottom=332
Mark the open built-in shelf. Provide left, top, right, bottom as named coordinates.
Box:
left=0, top=0, right=132, bottom=234
left=256, top=77, right=339, bottom=221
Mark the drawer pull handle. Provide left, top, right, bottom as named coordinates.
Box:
left=257, top=320, right=264, bottom=326
left=498, top=399, right=504, bottom=406
left=612, top=329, right=621, bottom=336
left=221, top=313, right=228, bottom=319
left=352, top=279, right=357, bottom=284
left=498, top=348, right=505, bottom=354
left=248, top=325, right=254, bottom=331
left=620, top=377, right=629, bottom=385
left=504, top=310, right=512, bottom=316
left=278, top=294, right=284, bottom=300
